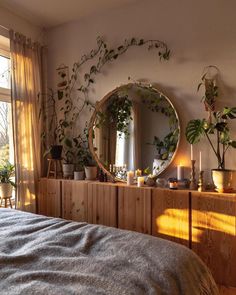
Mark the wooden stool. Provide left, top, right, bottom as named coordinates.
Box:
left=47, top=159, right=63, bottom=178
left=0, top=196, right=12, bottom=208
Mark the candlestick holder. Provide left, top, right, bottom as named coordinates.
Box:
left=198, top=170, right=204, bottom=192
left=190, top=160, right=197, bottom=190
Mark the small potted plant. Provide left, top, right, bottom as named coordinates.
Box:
left=186, top=106, right=236, bottom=192
left=73, top=126, right=97, bottom=180
left=0, top=161, right=16, bottom=199
left=62, top=137, right=75, bottom=178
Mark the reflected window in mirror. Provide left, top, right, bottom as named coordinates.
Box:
left=90, top=83, right=180, bottom=182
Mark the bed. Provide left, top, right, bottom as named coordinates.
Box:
left=0, top=208, right=219, bottom=295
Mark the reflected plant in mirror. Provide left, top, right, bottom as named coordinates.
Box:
left=89, top=83, right=180, bottom=182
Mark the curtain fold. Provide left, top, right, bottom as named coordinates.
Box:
left=10, top=30, right=46, bottom=213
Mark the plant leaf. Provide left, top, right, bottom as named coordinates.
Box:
left=185, top=119, right=205, bottom=144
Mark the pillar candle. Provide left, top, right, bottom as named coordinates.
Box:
left=177, top=165, right=184, bottom=181
left=199, top=151, right=202, bottom=171
left=137, top=176, right=145, bottom=187
left=127, top=171, right=134, bottom=185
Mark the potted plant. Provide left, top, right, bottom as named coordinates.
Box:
left=186, top=107, right=236, bottom=192
left=0, top=161, right=16, bottom=199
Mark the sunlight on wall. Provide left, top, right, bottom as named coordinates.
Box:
left=156, top=209, right=235, bottom=243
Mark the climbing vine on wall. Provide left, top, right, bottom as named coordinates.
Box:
left=41, top=36, right=170, bottom=160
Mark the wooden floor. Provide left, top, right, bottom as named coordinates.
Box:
left=218, top=285, right=236, bottom=295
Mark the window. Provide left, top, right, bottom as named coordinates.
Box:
left=0, top=35, right=14, bottom=165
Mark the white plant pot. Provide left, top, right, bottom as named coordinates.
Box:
left=0, top=183, right=13, bottom=199
left=212, top=169, right=234, bottom=193
left=85, top=166, right=97, bottom=180
left=74, top=171, right=85, bottom=180
left=62, top=164, right=74, bottom=178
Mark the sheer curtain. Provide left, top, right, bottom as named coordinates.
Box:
left=10, top=30, right=46, bottom=212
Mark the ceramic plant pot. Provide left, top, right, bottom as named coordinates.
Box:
left=85, top=166, right=97, bottom=180
left=74, top=171, right=85, bottom=180
left=62, top=164, right=74, bottom=178
left=212, top=169, right=234, bottom=193
left=0, top=183, right=13, bottom=199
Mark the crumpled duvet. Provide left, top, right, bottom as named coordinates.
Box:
left=0, top=208, right=219, bottom=295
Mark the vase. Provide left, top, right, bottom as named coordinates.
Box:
left=74, top=171, right=85, bottom=180
left=85, top=166, right=97, bottom=180
left=211, top=169, right=234, bottom=193
left=62, top=164, right=74, bottom=178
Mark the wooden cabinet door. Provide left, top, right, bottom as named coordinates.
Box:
left=118, top=186, right=151, bottom=234
left=87, top=182, right=117, bottom=227
left=38, top=178, right=61, bottom=218
left=191, top=192, right=236, bottom=287
left=62, top=180, right=88, bottom=222
left=152, top=188, right=189, bottom=247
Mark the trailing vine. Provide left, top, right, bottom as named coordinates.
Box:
left=42, top=36, right=170, bottom=162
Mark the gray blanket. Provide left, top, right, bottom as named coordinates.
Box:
left=0, top=209, right=219, bottom=295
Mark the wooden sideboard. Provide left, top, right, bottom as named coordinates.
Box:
left=38, top=178, right=236, bottom=291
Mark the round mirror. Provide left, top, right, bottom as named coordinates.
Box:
left=89, top=83, right=180, bottom=182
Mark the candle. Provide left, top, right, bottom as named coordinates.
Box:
left=177, top=164, right=184, bottom=181
left=191, top=144, right=193, bottom=160
left=199, top=151, right=202, bottom=171
left=127, top=171, right=134, bottom=185
left=135, top=169, right=142, bottom=178
left=169, top=178, right=178, bottom=189
left=137, top=176, right=145, bottom=187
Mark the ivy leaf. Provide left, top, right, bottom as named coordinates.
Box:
left=90, top=65, right=97, bottom=74
left=57, top=90, right=64, bottom=100
left=64, top=138, right=73, bottom=148
left=139, top=39, right=144, bottom=45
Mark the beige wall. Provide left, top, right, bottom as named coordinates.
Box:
left=0, top=5, right=42, bottom=41
left=46, top=0, right=236, bottom=181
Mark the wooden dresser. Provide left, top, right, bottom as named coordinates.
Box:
left=38, top=178, right=236, bottom=293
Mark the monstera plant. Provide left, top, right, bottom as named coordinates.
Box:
left=186, top=107, right=236, bottom=192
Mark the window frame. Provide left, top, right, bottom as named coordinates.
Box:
left=0, top=47, right=11, bottom=103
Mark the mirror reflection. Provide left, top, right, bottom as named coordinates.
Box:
left=92, top=83, right=180, bottom=181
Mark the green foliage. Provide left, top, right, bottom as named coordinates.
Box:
left=73, top=126, right=93, bottom=169
left=186, top=107, right=236, bottom=169
left=0, top=161, right=16, bottom=187
left=107, top=94, right=133, bottom=137
left=150, top=129, right=179, bottom=160
left=197, top=68, right=219, bottom=111
left=185, top=119, right=206, bottom=144
left=39, top=36, right=170, bottom=164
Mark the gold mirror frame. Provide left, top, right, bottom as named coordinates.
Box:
left=88, top=83, right=180, bottom=182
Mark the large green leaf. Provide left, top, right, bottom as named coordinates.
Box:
left=185, top=119, right=205, bottom=144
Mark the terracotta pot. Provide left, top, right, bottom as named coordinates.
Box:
left=212, top=169, right=234, bottom=193
left=0, top=183, right=13, bottom=199
left=85, top=166, right=97, bottom=180
left=74, top=171, right=85, bottom=180
left=62, top=164, right=74, bottom=178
